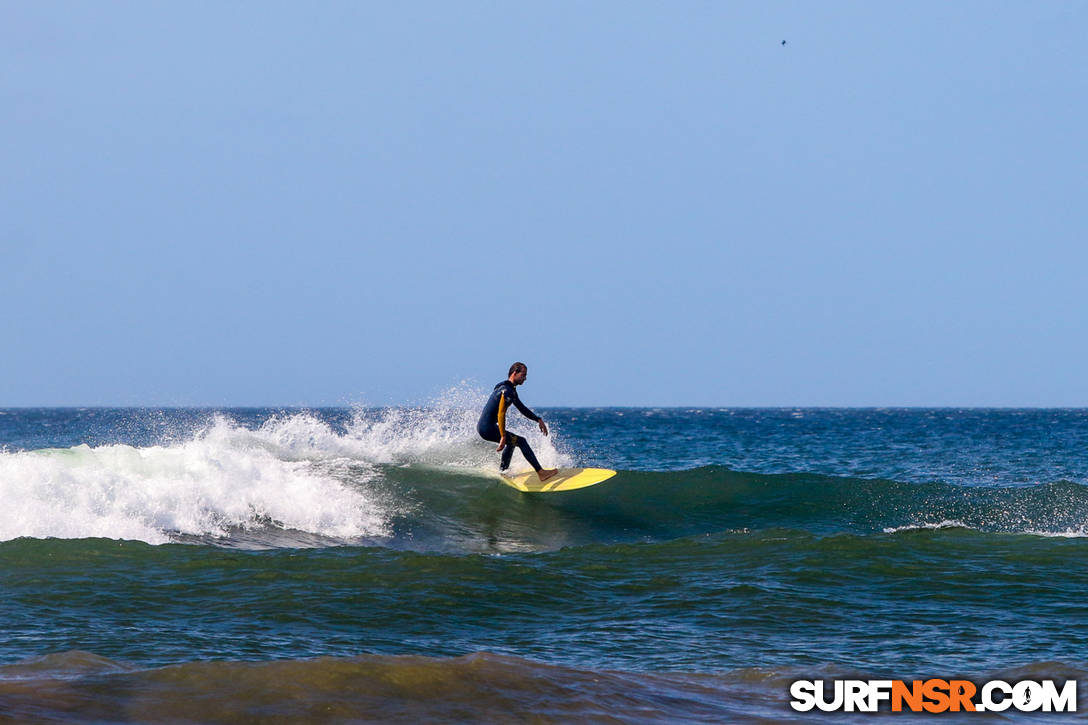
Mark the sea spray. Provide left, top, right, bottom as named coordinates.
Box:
left=0, top=386, right=574, bottom=546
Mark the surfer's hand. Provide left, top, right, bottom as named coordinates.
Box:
left=497, top=435, right=506, bottom=452
left=538, top=420, right=549, bottom=436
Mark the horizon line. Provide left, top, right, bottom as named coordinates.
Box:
left=3, top=405, right=1088, bottom=411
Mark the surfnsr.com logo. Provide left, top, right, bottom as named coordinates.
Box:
left=790, top=679, right=1078, bottom=713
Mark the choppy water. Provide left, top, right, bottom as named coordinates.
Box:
left=2, top=400, right=1088, bottom=721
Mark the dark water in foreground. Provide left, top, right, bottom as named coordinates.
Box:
left=2, top=405, right=1088, bottom=721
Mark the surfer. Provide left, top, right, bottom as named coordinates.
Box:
left=477, top=362, right=558, bottom=481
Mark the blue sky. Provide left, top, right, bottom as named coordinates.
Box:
left=2, top=2, right=1085, bottom=407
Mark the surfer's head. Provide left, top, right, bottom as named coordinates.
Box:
left=508, top=362, right=528, bottom=385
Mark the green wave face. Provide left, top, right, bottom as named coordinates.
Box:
left=371, top=465, right=1088, bottom=554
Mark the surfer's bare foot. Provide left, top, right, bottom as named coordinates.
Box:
left=538, top=468, right=558, bottom=482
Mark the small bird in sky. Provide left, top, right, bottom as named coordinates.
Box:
left=781, top=40, right=787, bottom=46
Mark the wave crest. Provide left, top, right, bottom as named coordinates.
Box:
left=0, top=389, right=572, bottom=547
left=0, top=418, right=390, bottom=545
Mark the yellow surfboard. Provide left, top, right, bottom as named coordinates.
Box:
left=501, top=467, right=617, bottom=493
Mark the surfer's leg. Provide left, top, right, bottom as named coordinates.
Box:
left=500, top=433, right=519, bottom=470
left=510, top=433, right=542, bottom=471
left=485, top=426, right=548, bottom=474
left=498, top=432, right=556, bottom=480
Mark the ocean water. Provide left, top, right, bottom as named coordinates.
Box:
left=2, top=399, right=1088, bottom=722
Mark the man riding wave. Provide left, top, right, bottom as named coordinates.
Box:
left=477, top=362, right=558, bottom=482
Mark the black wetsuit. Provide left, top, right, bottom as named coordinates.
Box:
left=477, top=380, right=543, bottom=471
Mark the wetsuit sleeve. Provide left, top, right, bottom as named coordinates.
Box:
left=510, top=389, right=540, bottom=422
left=497, top=392, right=509, bottom=436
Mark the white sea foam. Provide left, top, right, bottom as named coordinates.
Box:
left=883, top=520, right=1088, bottom=538
left=1022, top=527, right=1088, bottom=538
left=0, top=434, right=389, bottom=545
left=882, top=520, right=971, bottom=533
left=0, top=385, right=570, bottom=545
